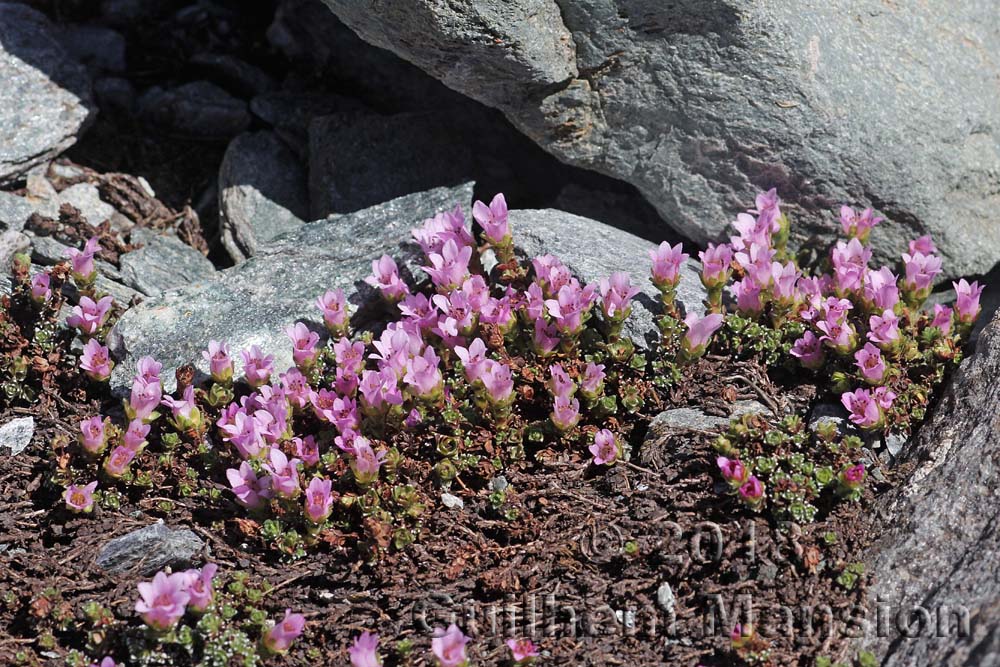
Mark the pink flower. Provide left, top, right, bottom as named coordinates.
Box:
left=67, top=295, right=114, bottom=336
left=403, top=346, right=444, bottom=399
left=532, top=255, right=573, bottom=296
left=551, top=395, right=580, bottom=432
left=351, top=438, right=386, bottom=486
left=226, top=461, right=273, bottom=509
left=123, top=419, right=150, bottom=451
left=135, top=356, right=161, bottom=384
left=334, top=337, right=366, bottom=376
left=954, top=279, right=985, bottom=324
left=30, top=272, right=51, bottom=303
left=240, top=345, right=274, bottom=388
left=932, top=304, right=953, bottom=335
left=183, top=563, right=218, bottom=613
left=816, top=317, right=856, bottom=355
left=80, top=338, right=113, bottom=382
left=732, top=276, right=764, bottom=316
left=738, top=476, right=765, bottom=507
left=349, top=631, right=382, bottom=667
left=531, top=318, right=559, bottom=357
left=580, top=362, right=605, bottom=398
left=454, top=338, right=488, bottom=383
left=506, top=638, right=539, bottom=664
left=304, top=476, right=334, bottom=524
left=839, top=206, right=882, bottom=240
left=316, top=289, right=349, bottom=334
left=294, top=435, right=320, bottom=467
left=681, top=312, right=724, bottom=357
left=716, top=456, right=748, bottom=488
left=65, top=236, right=100, bottom=281
left=545, top=282, right=597, bottom=337
left=854, top=343, right=886, bottom=383
left=79, top=416, right=108, bottom=456
left=909, top=235, right=937, bottom=255
left=263, top=609, right=305, bottom=654
left=286, top=322, right=321, bottom=369
left=265, top=448, right=301, bottom=498
left=412, top=205, right=473, bottom=256
left=790, top=331, right=825, bottom=370
left=359, top=368, right=403, bottom=412
left=734, top=242, right=775, bottom=287
left=64, top=480, right=98, bottom=513
left=841, top=388, right=882, bottom=429
left=698, top=243, right=732, bottom=288
left=874, top=385, right=896, bottom=410
left=589, top=429, right=617, bottom=465
left=548, top=363, right=575, bottom=399
left=135, top=570, right=190, bottom=631
left=162, top=385, right=202, bottom=431
left=423, top=239, right=472, bottom=291
left=473, top=192, right=510, bottom=244
left=129, top=376, right=162, bottom=421
left=400, top=292, right=440, bottom=332
left=431, top=624, right=470, bottom=667
left=481, top=360, right=514, bottom=406
left=599, top=272, right=640, bottom=321
left=649, top=241, right=688, bottom=288
left=103, top=445, right=137, bottom=478
left=89, top=657, right=116, bottom=667
left=863, top=267, right=899, bottom=312
left=366, top=254, right=409, bottom=302
left=202, top=340, right=233, bottom=383
left=480, top=294, right=515, bottom=333
left=902, top=251, right=942, bottom=294
left=839, top=463, right=866, bottom=490
left=868, top=310, right=901, bottom=348
left=831, top=239, right=871, bottom=294
left=770, top=261, right=799, bottom=304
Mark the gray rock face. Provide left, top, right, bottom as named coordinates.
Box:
left=865, top=310, right=1000, bottom=665
left=55, top=24, right=126, bottom=74
left=95, top=521, right=204, bottom=576
left=137, top=81, right=250, bottom=138
left=108, top=183, right=476, bottom=392
left=0, top=3, right=95, bottom=183
left=0, top=230, right=30, bottom=270
left=321, top=0, right=1000, bottom=280
left=219, top=131, right=308, bottom=262
left=0, top=417, right=34, bottom=455
left=308, top=112, right=475, bottom=218
left=118, top=230, right=216, bottom=296
left=0, top=192, right=35, bottom=232
left=509, top=208, right=706, bottom=348
left=189, top=53, right=276, bottom=97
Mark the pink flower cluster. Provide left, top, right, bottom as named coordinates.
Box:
left=134, top=563, right=218, bottom=630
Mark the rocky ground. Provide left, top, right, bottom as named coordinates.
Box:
left=0, top=1, right=998, bottom=666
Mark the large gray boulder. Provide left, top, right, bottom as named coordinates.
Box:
left=0, top=3, right=95, bottom=183
left=108, top=184, right=705, bottom=392
left=865, top=309, right=1000, bottom=665
left=319, top=0, right=1000, bottom=280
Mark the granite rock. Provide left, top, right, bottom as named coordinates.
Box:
left=0, top=4, right=95, bottom=183
left=137, top=81, right=250, bottom=138
left=95, top=521, right=204, bottom=576
left=321, top=0, right=1000, bottom=281
left=118, top=230, right=216, bottom=296
left=0, top=417, right=34, bottom=455
left=219, top=131, right=308, bottom=262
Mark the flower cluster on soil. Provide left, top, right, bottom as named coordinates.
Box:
left=0, top=189, right=983, bottom=666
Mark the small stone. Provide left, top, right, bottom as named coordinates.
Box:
left=0, top=417, right=34, bottom=455
left=0, top=229, right=29, bottom=268
left=58, top=183, right=116, bottom=226
left=54, top=24, right=126, bottom=73
left=0, top=192, right=35, bottom=231
left=137, top=81, right=250, bottom=139
left=490, top=476, right=509, bottom=493
left=756, top=559, right=779, bottom=583
left=189, top=53, right=276, bottom=97
left=808, top=403, right=860, bottom=439
left=118, top=231, right=216, bottom=296
left=884, top=432, right=907, bottom=458
left=218, top=131, right=308, bottom=262
left=95, top=521, right=204, bottom=575
left=656, top=582, right=675, bottom=613
left=440, top=492, right=464, bottom=510
left=94, top=76, right=135, bottom=114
